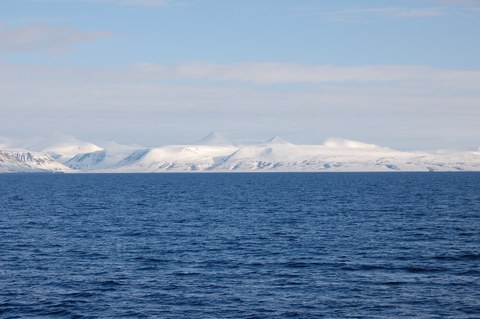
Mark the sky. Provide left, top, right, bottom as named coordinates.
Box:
left=1, top=0, right=479, bottom=149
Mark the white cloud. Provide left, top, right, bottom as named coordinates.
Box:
left=131, top=62, right=480, bottom=90
left=0, top=21, right=109, bottom=55
left=0, top=62, right=479, bottom=149
left=335, top=7, right=447, bottom=18
left=295, top=6, right=447, bottom=21
left=3, top=62, right=480, bottom=92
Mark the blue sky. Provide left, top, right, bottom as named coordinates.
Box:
left=1, top=0, right=479, bottom=149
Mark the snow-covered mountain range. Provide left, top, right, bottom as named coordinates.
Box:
left=0, top=151, right=70, bottom=173
left=0, top=132, right=479, bottom=173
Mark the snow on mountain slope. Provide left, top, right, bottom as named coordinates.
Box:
left=109, top=144, right=239, bottom=172
left=73, top=136, right=480, bottom=173
left=213, top=138, right=480, bottom=172
left=11, top=134, right=103, bottom=162
left=213, top=136, right=404, bottom=171
left=214, top=137, right=301, bottom=170
left=195, top=131, right=234, bottom=146
left=412, top=150, right=480, bottom=172
left=1, top=135, right=479, bottom=173
left=266, top=136, right=293, bottom=145
left=66, top=140, right=144, bottom=170
left=0, top=150, right=70, bottom=173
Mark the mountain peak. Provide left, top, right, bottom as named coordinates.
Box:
left=266, top=136, right=291, bottom=144
left=97, top=139, right=144, bottom=152
left=195, top=131, right=233, bottom=146
left=10, top=134, right=103, bottom=161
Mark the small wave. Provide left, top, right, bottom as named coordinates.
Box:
left=382, top=281, right=408, bottom=286
left=456, top=269, right=480, bottom=276
left=9, top=195, right=24, bottom=201
left=173, top=271, right=201, bottom=276
left=434, top=253, right=480, bottom=261
left=143, top=257, right=168, bottom=263
left=342, top=264, right=388, bottom=271
left=285, top=262, right=310, bottom=268
left=100, top=279, right=124, bottom=286
left=403, top=266, right=446, bottom=273
left=40, top=308, right=72, bottom=316
left=64, top=291, right=95, bottom=298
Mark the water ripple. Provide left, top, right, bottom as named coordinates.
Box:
left=0, top=172, right=479, bottom=318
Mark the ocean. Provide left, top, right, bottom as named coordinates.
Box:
left=0, top=173, right=479, bottom=318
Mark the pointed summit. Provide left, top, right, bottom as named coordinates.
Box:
left=97, top=139, right=144, bottom=152
left=195, top=131, right=233, bottom=146
left=266, top=136, right=291, bottom=145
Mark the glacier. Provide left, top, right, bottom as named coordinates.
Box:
left=1, top=133, right=479, bottom=173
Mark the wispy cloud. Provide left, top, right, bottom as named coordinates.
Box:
left=85, top=0, right=171, bottom=7
left=26, top=0, right=174, bottom=7
left=0, top=21, right=109, bottom=55
left=294, top=5, right=447, bottom=21
left=334, top=7, right=447, bottom=18
left=131, top=62, right=480, bottom=89
left=432, top=0, right=480, bottom=10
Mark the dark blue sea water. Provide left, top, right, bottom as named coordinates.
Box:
left=0, top=173, right=479, bottom=318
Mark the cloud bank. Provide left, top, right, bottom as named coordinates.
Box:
left=1, top=62, right=479, bottom=149
left=131, top=62, right=480, bottom=90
